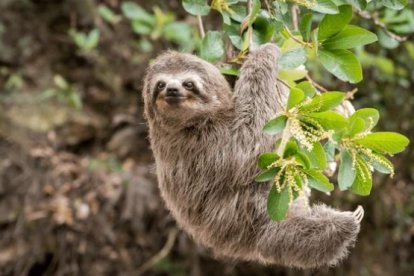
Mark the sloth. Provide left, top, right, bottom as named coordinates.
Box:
left=142, top=44, right=364, bottom=269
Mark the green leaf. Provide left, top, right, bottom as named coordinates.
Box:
left=164, top=22, right=193, bottom=45
left=319, top=49, right=362, bottom=83
left=370, top=153, right=394, bottom=174
left=249, top=0, right=261, bottom=24
left=131, top=20, right=153, bottom=35
left=295, top=152, right=311, bottom=169
left=255, top=167, right=279, bottom=182
left=347, top=0, right=367, bottom=11
left=84, top=29, right=100, bottom=50
left=294, top=175, right=303, bottom=190
left=378, top=29, right=400, bottom=49
left=258, top=152, right=279, bottom=170
left=323, top=25, right=378, bottom=49
left=122, top=2, right=154, bottom=23
left=348, top=108, right=379, bottom=132
left=287, top=88, right=305, bottom=109
left=252, top=13, right=275, bottom=47
left=305, top=111, right=348, bottom=130
left=229, top=5, right=246, bottom=22
left=221, top=11, right=231, bottom=25
left=349, top=156, right=372, bottom=196
left=138, top=38, right=153, bottom=53
left=354, top=132, right=410, bottom=154
left=347, top=117, right=366, bottom=137
left=318, top=5, right=352, bottom=41
left=263, top=116, right=288, bottom=135
left=182, top=0, right=211, bottom=16
left=279, top=48, right=307, bottom=70
left=267, top=185, right=290, bottom=221
left=300, top=92, right=346, bottom=112
left=68, top=91, right=82, bottom=110
left=220, top=65, right=240, bottom=76
left=381, top=0, right=407, bottom=10
left=311, top=0, right=339, bottom=14
left=224, top=23, right=243, bottom=50
left=295, top=81, right=316, bottom=98
left=69, top=31, right=85, bottom=49
left=54, top=75, right=68, bottom=89
left=303, top=142, right=327, bottom=170
left=324, top=140, right=336, bottom=161
left=283, top=140, right=299, bottom=158
left=98, top=5, right=121, bottom=24
left=299, top=13, right=313, bottom=41
left=304, top=169, right=334, bottom=192
left=338, top=150, right=356, bottom=191
left=199, top=31, right=225, bottom=63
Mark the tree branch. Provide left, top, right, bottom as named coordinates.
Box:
left=357, top=10, right=408, bottom=42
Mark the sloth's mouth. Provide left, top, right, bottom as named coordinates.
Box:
left=164, top=95, right=186, bottom=105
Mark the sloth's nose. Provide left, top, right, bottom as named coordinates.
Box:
left=166, top=87, right=180, bottom=97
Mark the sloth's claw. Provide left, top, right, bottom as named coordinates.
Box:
left=353, top=205, right=364, bottom=223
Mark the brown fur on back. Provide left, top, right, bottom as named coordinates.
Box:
left=143, top=45, right=361, bottom=268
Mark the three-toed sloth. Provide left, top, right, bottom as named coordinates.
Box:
left=143, top=44, right=363, bottom=268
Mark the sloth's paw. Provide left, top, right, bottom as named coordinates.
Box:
left=308, top=204, right=362, bottom=267
left=257, top=204, right=362, bottom=268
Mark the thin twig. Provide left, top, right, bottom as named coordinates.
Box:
left=247, top=0, right=253, bottom=50
left=264, top=0, right=274, bottom=17
left=291, top=4, right=299, bottom=31
left=345, top=88, right=358, bottom=100
left=277, top=122, right=291, bottom=157
left=135, top=228, right=179, bottom=275
left=357, top=10, right=408, bottom=42
left=305, top=74, right=328, bottom=92
left=277, top=77, right=291, bottom=89
left=284, top=27, right=312, bottom=48
left=197, top=15, right=205, bottom=38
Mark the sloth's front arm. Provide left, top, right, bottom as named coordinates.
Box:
left=233, top=44, right=288, bottom=130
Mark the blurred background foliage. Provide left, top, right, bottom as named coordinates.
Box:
left=0, top=0, right=414, bottom=275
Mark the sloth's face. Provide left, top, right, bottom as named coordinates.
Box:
left=149, top=71, right=221, bottom=124
left=144, top=52, right=233, bottom=128
left=152, top=72, right=209, bottom=109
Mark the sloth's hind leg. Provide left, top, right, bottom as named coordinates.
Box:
left=256, top=204, right=362, bottom=268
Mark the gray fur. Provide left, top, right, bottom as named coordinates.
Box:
left=142, top=44, right=361, bottom=269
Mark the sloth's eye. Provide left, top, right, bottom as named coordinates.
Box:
left=157, top=81, right=166, bottom=90
left=183, top=81, right=194, bottom=90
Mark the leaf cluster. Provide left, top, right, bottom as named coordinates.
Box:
left=258, top=84, right=408, bottom=220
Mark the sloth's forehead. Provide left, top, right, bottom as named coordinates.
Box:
left=153, top=73, right=204, bottom=84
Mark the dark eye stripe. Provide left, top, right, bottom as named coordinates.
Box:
left=152, top=83, right=162, bottom=104
left=191, top=85, right=209, bottom=103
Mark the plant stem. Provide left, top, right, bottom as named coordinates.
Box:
left=247, top=0, right=253, bottom=50
left=264, top=0, right=274, bottom=17
left=277, top=120, right=291, bottom=157
left=305, top=74, right=328, bottom=92
left=197, top=15, right=205, bottom=38
left=284, top=27, right=313, bottom=48
left=291, top=4, right=299, bottom=31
